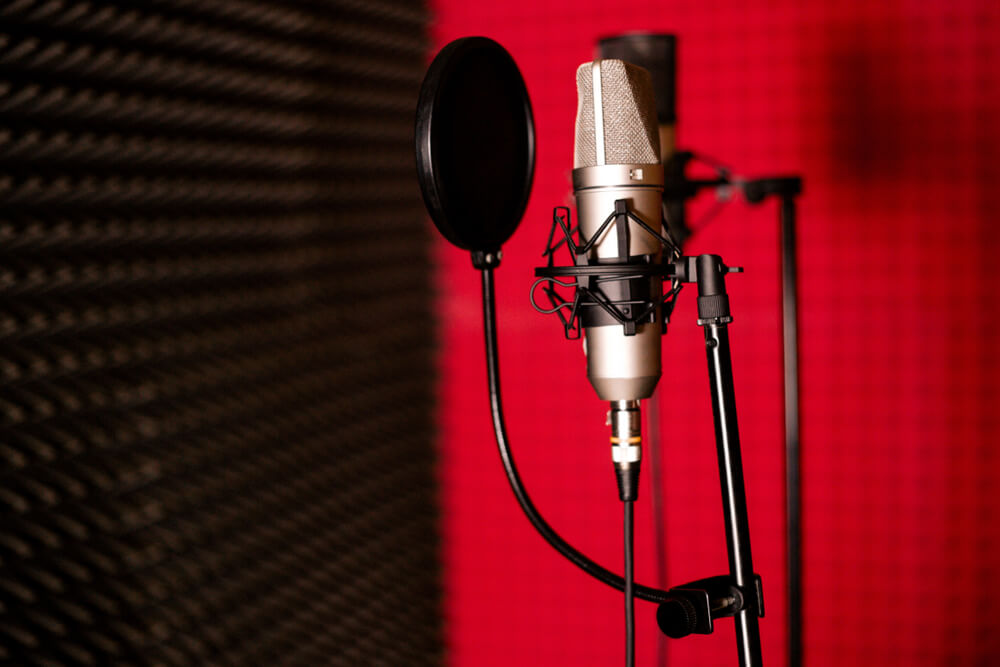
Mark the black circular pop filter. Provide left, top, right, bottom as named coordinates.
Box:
left=415, top=37, right=535, bottom=253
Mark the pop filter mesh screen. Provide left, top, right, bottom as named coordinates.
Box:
left=0, top=1, right=441, bottom=664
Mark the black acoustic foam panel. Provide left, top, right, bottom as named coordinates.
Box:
left=0, top=1, right=440, bottom=664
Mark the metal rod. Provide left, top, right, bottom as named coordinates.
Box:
left=779, top=195, right=802, bottom=667
left=702, top=318, right=762, bottom=667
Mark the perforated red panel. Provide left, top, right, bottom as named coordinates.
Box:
left=431, top=1, right=1000, bottom=665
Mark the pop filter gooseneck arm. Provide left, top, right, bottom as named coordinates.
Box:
left=478, top=254, right=673, bottom=604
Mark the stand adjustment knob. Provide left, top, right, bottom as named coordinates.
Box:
left=656, top=595, right=699, bottom=639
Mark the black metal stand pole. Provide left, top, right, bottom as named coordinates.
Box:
left=696, top=255, right=763, bottom=667
left=745, top=176, right=803, bottom=667
left=779, top=194, right=802, bottom=667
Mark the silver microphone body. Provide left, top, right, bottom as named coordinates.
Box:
left=573, top=60, right=665, bottom=402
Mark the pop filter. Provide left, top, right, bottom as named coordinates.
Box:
left=415, top=37, right=535, bottom=255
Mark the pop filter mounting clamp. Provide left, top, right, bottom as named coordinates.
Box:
left=416, top=36, right=765, bottom=667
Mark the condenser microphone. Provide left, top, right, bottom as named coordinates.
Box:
left=573, top=59, right=665, bottom=404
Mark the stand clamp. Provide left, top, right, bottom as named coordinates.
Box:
left=655, top=574, right=765, bottom=639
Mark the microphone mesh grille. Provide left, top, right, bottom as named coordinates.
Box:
left=574, top=60, right=661, bottom=168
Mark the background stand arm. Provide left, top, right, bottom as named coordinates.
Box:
left=745, top=177, right=804, bottom=667
left=779, top=193, right=802, bottom=667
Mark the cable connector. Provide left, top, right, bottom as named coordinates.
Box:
left=610, top=400, right=642, bottom=502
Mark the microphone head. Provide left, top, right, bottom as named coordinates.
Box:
left=574, top=59, right=660, bottom=168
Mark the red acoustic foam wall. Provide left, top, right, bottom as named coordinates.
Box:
left=429, top=1, right=1000, bottom=665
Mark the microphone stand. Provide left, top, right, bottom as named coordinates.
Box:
left=512, top=200, right=766, bottom=666
left=593, top=34, right=800, bottom=664
left=693, top=254, right=764, bottom=667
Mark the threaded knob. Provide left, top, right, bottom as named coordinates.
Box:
left=656, top=596, right=698, bottom=639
